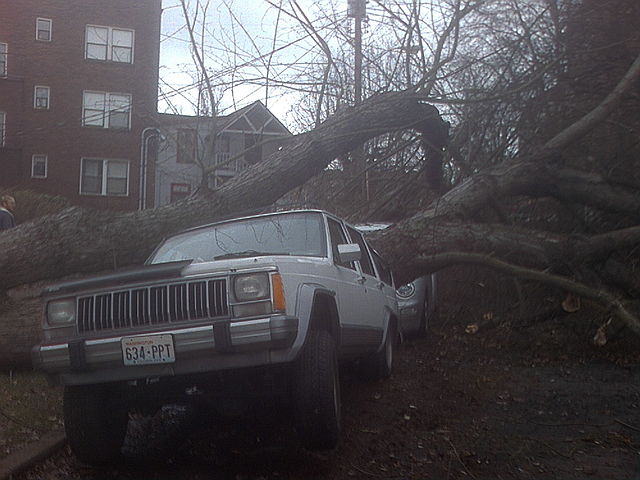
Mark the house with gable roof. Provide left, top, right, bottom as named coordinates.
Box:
left=155, top=100, right=291, bottom=206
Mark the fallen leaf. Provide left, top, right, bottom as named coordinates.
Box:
left=466, top=324, right=479, bottom=334
left=562, top=293, right=581, bottom=313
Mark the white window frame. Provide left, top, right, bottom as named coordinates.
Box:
left=0, top=112, right=5, bottom=147
left=31, top=154, right=48, bottom=178
left=82, top=91, right=132, bottom=129
left=0, top=43, right=7, bottom=77
left=84, top=25, right=134, bottom=63
left=34, top=85, right=50, bottom=109
left=79, top=157, right=130, bottom=196
left=36, top=18, right=52, bottom=42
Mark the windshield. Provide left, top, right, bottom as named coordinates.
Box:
left=148, top=212, right=327, bottom=264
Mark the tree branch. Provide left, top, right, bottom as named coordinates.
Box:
left=416, top=252, right=640, bottom=337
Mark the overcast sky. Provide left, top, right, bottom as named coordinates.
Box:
left=159, top=0, right=334, bottom=126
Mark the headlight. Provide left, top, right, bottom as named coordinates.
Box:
left=234, top=273, right=270, bottom=302
left=396, top=282, right=416, bottom=298
left=47, top=299, right=76, bottom=326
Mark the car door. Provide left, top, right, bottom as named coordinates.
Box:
left=345, top=226, right=388, bottom=332
left=369, top=247, right=398, bottom=319
left=326, top=217, right=378, bottom=354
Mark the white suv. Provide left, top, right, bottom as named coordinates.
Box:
left=33, top=209, right=399, bottom=464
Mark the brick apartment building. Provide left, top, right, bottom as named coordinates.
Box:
left=0, top=0, right=161, bottom=210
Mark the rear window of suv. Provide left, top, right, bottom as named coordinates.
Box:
left=149, top=212, right=327, bottom=264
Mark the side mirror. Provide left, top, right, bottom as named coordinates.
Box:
left=337, top=243, right=361, bottom=263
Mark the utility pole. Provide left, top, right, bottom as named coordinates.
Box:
left=348, top=0, right=368, bottom=200
left=349, top=0, right=364, bottom=105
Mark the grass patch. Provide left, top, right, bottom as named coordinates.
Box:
left=0, top=370, right=63, bottom=458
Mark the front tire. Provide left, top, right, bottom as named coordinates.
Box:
left=363, top=320, right=397, bottom=380
left=294, top=330, right=341, bottom=450
left=63, top=384, right=129, bottom=465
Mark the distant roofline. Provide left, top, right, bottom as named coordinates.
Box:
left=157, top=100, right=291, bottom=134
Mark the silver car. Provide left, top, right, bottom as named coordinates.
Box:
left=33, top=210, right=399, bottom=465
left=397, top=274, right=437, bottom=336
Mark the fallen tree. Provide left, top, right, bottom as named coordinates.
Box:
left=0, top=91, right=448, bottom=289
left=2, top=47, right=640, bottom=364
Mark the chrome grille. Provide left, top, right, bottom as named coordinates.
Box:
left=77, top=278, right=228, bottom=333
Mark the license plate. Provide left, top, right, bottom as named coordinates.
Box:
left=121, top=334, right=175, bottom=366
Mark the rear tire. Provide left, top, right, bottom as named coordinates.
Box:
left=294, top=330, right=341, bottom=450
left=63, top=384, right=129, bottom=465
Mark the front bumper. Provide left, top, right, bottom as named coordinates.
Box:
left=32, top=315, right=299, bottom=386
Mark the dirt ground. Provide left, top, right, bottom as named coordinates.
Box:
left=17, top=308, right=640, bottom=480
left=0, top=371, right=62, bottom=458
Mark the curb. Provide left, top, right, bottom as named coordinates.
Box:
left=0, top=431, right=66, bottom=480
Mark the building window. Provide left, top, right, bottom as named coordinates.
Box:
left=80, top=158, right=129, bottom=196
left=177, top=129, right=196, bottom=164
left=31, top=154, right=48, bottom=178
left=0, top=43, right=7, bottom=77
left=82, top=91, right=131, bottom=129
left=85, top=25, right=134, bottom=63
left=34, top=86, right=50, bottom=109
left=170, top=183, right=191, bottom=203
left=36, top=18, right=52, bottom=41
left=0, top=112, right=5, bottom=147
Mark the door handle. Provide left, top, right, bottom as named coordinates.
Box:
left=377, top=282, right=384, bottom=290
left=357, top=277, right=366, bottom=285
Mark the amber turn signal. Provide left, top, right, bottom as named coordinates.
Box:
left=271, top=273, right=286, bottom=312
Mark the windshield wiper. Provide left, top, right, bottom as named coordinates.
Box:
left=213, top=250, right=289, bottom=260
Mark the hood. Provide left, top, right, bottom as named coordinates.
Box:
left=42, top=260, right=193, bottom=296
